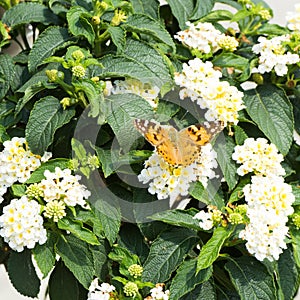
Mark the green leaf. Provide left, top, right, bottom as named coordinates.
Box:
left=170, top=259, right=213, bottom=300
left=124, top=14, right=175, bottom=51
left=56, top=235, right=94, bottom=289
left=10, top=184, right=26, bottom=197
left=292, top=184, right=300, bottom=206
left=89, top=241, right=110, bottom=281
left=199, top=9, right=234, bottom=22
left=142, top=227, right=198, bottom=283
left=150, top=208, right=200, bottom=231
left=0, top=124, right=10, bottom=143
left=26, top=158, right=70, bottom=183
left=290, top=228, right=300, bottom=268
left=93, top=190, right=122, bottom=245
left=189, top=181, right=225, bottom=209
left=225, top=256, right=276, bottom=300
left=243, top=85, right=294, bottom=155
left=233, top=125, right=248, bottom=145
left=7, top=250, right=40, bottom=297
left=231, top=9, right=252, bottom=22
left=257, top=23, right=290, bottom=35
left=277, top=247, right=299, bottom=300
left=180, top=280, right=216, bottom=300
left=25, top=96, right=76, bottom=155
left=106, top=93, right=154, bottom=151
left=95, top=147, right=115, bottom=178
left=228, top=177, right=250, bottom=204
left=67, top=6, right=95, bottom=45
left=33, top=232, right=57, bottom=278
left=0, top=54, right=15, bottom=100
left=215, top=134, right=238, bottom=190
left=107, top=26, right=126, bottom=53
left=212, top=53, right=249, bottom=70
left=2, top=2, right=60, bottom=27
left=28, top=26, right=75, bottom=72
left=197, top=226, right=233, bottom=272
left=48, top=260, right=83, bottom=300
left=58, top=218, right=100, bottom=245
left=129, top=0, right=159, bottom=19
left=118, top=224, right=149, bottom=263
left=95, top=39, right=173, bottom=89
left=167, top=0, right=195, bottom=29
left=190, top=0, right=216, bottom=20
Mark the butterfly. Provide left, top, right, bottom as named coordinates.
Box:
left=134, top=119, right=224, bottom=166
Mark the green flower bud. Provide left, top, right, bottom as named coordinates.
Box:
left=72, top=49, right=85, bottom=60
left=123, top=282, right=139, bottom=297
left=72, top=65, right=86, bottom=78
left=91, top=16, right=101, bottom=25
left=128, top=264, right=143, bottom=278
left=26, top=183, right=44, bottom=199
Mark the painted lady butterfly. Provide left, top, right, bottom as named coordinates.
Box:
left=134, top=119, right=224, bottom=166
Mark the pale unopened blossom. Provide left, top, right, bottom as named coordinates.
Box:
left=0, top=196, right=47, bottom=252
left=145, top=284, right=169, bottom=300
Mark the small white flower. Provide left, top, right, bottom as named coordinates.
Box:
left=87, top=278, right=115, bottom=300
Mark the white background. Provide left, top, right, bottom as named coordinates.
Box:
left=1, top=0, right=300, bottom=299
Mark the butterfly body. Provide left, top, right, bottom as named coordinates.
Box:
left=134, top=119, right=223, bottom=166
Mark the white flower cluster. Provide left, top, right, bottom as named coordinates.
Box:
left=0, top=196, right=47, bottom=252
left=145, top=284, right=169, bottom=300
left=232, top=138, right=285, bottom=176
left=175, top=21, right=238, bottom=54
left=39, top=167, right=91, bottom=209
left=240, top=176, right=295, bottom=261
left=252, top=35, right=300, bottom=76
left=0, top=137, right=51, bottom=203
left=175, top=58, right=245, bottom=125
left=138, top=144, right=218, bottom=201
left=88, top=278, right=115, bottom=300
left=286, top=4, right=300, bottom=31
left=110, top=78, right=160, bottom=109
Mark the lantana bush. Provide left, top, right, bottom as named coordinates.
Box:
left=0, top=0, right=300, bottom=299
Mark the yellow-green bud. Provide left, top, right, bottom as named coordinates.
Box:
left=87, top=154, right=100, bottom=169
left=91, top=76, right=100, bottom=83
left=128, top=264, right=143, bottom=278
left=69, top=158, right=80, bottom=170
left=44, top=200, right=66, bottom=222
left=252, top=73, right=264, bottom=85
left=228, top=212, right=244, bottom=225
left=46, top=69, right=58, bottom=82
left=91, top=16, right=101, bottom=25
left=60, top=97, right=72, bottom=109
left=72, top=49, right=85, bottom=60
left=111, top=9, right=127, bottom=26
left=123, top=282, right=139, bottom=297
left=72, top=65, right=86, bottom=78
left=292, top=213, right=300, bottom=229
left=26, top=183, right=44, bottom=199
left=258, top=9, right=271, bottom=20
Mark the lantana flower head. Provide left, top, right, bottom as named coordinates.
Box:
left=252, top=35, right=300, bottom=76
left=145, top=283, right=170, bottom=300
left=286, top=4, right=300, bottom=31
left=232, top=137, right=285, bottom=176
left=239, top=175, right=295, bottom=261
left=0, top=196, right=47, bottom=252
left=0, top=137, right=51, bottom=203
left=175, top=58, right=245, bottom=125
